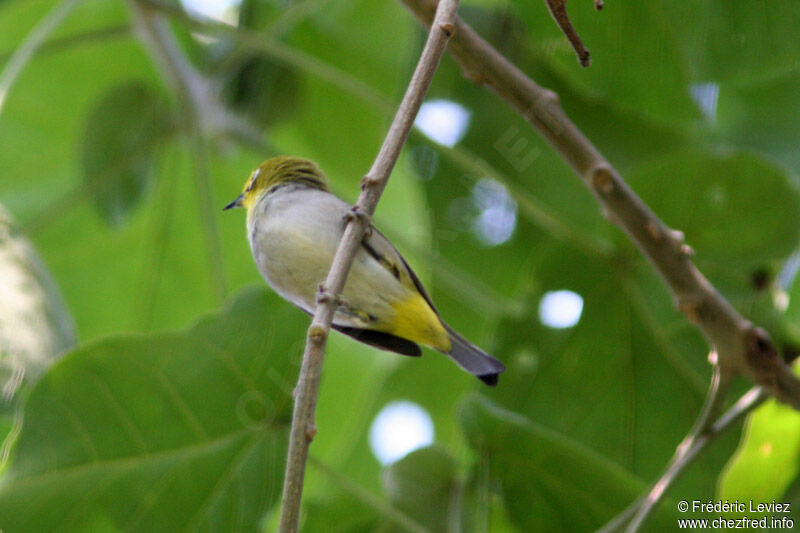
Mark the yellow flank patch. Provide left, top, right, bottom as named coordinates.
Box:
left=390, top=294, right=451, bottom=352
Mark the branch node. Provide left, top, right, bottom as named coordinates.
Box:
left=645, top=221, right=662, bottom=241
left=316, top=285, right=331, bottom=304
left=667, top=229, right=685, bottom=247
left=677, top=297, right=703, bottom=324
left=438, top=22, right=455, bottom=37
left=594, top=0, right=604, bottom=10
left=460, top=65, right=486, bottom=85
left=305, top=424, right=318, bottom=442
left=361, top=174, right=380, bottom=190
left=745, top=327, right=779, bottom=373
left=537, top=88, right=560, bottom=108
left=344, top=205, right=372, bottom=228
left=680, top=243, right=695, bottom=257
left=308, top=324, right=328, bottom=343
left=591, top=166, right=615, bottom=194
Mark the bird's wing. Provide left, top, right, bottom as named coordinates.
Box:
left=361, top=226, right=439, bottom=315
left=294, top=304, right=422, bottom=357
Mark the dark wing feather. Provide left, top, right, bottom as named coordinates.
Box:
left=294, top=304, right=422, bottom=357
left=331, top=325, right=422, bottom=357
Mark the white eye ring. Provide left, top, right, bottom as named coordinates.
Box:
left=246, top=168, right=262, bottom=191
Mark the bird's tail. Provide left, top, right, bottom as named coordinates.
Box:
left=443, top=323, right=505, bottom=386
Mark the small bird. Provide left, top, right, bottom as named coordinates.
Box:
left=224, top=156, right=505, bottom=385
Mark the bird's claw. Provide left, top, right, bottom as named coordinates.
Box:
left=343, top=206, right=373, bottom=238
left=316, top=284, right=342, bottom=307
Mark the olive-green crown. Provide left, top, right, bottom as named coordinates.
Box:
left=235, top=156, right=330, bottom=210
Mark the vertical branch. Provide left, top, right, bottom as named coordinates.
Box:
left=277, top=1, right=460, bottom=531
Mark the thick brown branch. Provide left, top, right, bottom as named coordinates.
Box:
left=544, top=0, right=591, bottom=67
left=276, top=1, right=460, bottom=531
left=398, top=0, right=800, bottom=409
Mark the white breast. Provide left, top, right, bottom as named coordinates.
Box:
left=246, top=187, right=406, bottom=328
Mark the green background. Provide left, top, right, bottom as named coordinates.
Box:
left=1, top=0, right=800, bottom=531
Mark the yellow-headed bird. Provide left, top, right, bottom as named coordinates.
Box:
left=225, top=156, right=505, bottom=385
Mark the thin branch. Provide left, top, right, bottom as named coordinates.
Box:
left=0, top=0, right=81, bottom=116
left=0, top=25, right=129, bottom=65
left=598, top=385, right=767, bottom=533
left=397, top=0, right=800, bottom=409
left=543, top=0, right=591, bottom=67
left=127, top=0, right=262, bottom=146
left=277, top=1, right=460, bottom=531
left=127, top=2, right=231, bottom=303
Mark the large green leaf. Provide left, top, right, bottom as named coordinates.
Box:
left=382, top=446, right=460, bottom=532
left=0, top=288, right=303, bottom=531
left=626, top=150, right=800, bottom=271
left=460, top=395, right=680, bottom=531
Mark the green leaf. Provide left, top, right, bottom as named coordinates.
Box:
left=672, top=0, right=800, bottom=84
left=81, top=81, right=172, bottom=227
left=0, top=287, right=304, bottom=532
left=382, top=446, right=460, bottom=532
left=718, top=387, right=800, bottom=504
left=627, top=149, right=800, bottom=270
left=0, top=204, right=75, bottom=469
left=716, top=72, right=800, bottom=172
left=460, top=395, right=680, bottom=531
left=220, top=53, right=300, bottom=130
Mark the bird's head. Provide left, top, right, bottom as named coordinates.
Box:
left=223, top=156, right=330, bottom=211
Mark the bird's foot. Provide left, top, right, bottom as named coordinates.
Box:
left=343, top=205, right=372, bottom=237
left=316, top=284, right=343, bottom=307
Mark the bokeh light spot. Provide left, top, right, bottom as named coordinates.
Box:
left=414, top=99, right=471, bottom=147
left=369, top=401, right=434, bottom=465
left=539, top=290, right=584, bottom=329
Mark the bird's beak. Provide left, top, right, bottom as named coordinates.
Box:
left=223, top=194, right=244, bottom=211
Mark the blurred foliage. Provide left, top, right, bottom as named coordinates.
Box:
left=1, top=0, right=800, bottom=531
left=0, top=205, right=75, bottom=469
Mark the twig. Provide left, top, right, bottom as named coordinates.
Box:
left=543, top=0, right=591, bottom=67
left=276, top=1, right=460, bottom=531
left=0, top=25, right=128, bottom=66
left=0, top=0, right=81, bottom=116
left=127, top=0, right=262, bottom=146
left=397, top=0, right=800, bottom=409
left=598, top=386, right=767, bottom=533
left=127, top=1, right=231, bottom=303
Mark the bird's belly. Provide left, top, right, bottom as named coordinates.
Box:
left=249, top=216, right=404, bottom=329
